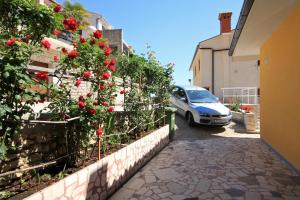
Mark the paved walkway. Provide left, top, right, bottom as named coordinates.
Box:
left=110, top=116, right=300, bottom=200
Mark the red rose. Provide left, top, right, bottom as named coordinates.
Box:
left=38, top=98, right=46, bottom=103
left=75, top=79, right=81, bottom=87
left=105, top=47, right=111, bottom=56
left=63, top=17, right=78, bottom=32
left=109, top=82, right=113, bottom=88
left=110, top=58, right=116, bottom=65
left=89, top=108, right=96, bottom=115
left=96, top=127, right=103, bottom=137
left=108, top=65, right=116, bottom=72
left=35, top=72, right=48, bottom=81
left=41, top=39, right=51, bottom=50
left=101, top=101, right=107, bottom=106
left=61, top=47, right=68, bottom=54
left=68, top=50, right=78, bottom=58
left=93, top=101, right=99, bottom=105
left=25, top=35, right=31, bottom=43
left=73, top=41, right=78, bottom=48
left=83, top=71, right=92, bottom=79
left=107, top=107, right=114, bottom=113
left=99, top=83, right=105, bottom=90
left=93, top=30, right=102, bottom=39
left=87, top=93, right=92, bottom=97
left=78, top=95, right=84, bottom=101
left=120, top=90, right=125, bottom=94
left=53, top=4, right=62, bottom=12
left=102, top=72, right=110, bottom=80
left=52, top=29, right=61, bottom=37
left=99, top=41, right=105, bottom=49
left=6, top=38, right=16, bottom=46
left=78, top=101, right=85, bottom=109
left=103, top=60, right=110, bottom=66
left=80, top=36, right=86, bottom=43
left=54, top=55, right=59, bottom=61
left=90, top=38, right=96, bottom=45
left=53, top=29, right=61, bottom=37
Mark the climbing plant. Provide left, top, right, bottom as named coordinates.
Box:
left=117, top=46, right=174, bottom=137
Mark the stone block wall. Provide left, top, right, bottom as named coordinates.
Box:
left=0, top=123, right=68, bottom=184
left=68, top=77, right=125, bottom=106
left=24, top=125, right=169, bottom=200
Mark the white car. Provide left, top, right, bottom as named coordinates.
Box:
left=171, top=85, right=232, bottom=126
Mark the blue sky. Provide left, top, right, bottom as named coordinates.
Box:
left=57, top=0, right=244, bottom=85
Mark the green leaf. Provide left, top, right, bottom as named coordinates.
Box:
left=3, top=72, right=9, bottom=78
left=0, top=143, right=7, bottom=161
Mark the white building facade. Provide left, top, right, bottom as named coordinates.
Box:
left=190, top=12, right=260, bottom=100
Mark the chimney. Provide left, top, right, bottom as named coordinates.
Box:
left=218, top=12, right=232, bottom=34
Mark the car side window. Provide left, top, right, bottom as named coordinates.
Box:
left=172, top=87, right=179, bottom=97
left=177, top=88, right=187, bottom=99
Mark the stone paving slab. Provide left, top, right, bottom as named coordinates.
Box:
left=110, top=117, right=300, bottom=200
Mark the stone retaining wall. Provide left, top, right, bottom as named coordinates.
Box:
left=0, top=123, right=67, bottom=183
left=24, top=125, right=170, bottom=200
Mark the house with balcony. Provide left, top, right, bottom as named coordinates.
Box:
left=229, top=0, right=300, bottom=172
left=83, top=11, right=129, bottom=53
left=190, top=12, right=259, bottom=104
left=29, top=0, right=129, bottom=102
left=32, top=0, right=128, bottom=73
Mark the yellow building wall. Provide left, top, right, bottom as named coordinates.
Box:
left=260, top=4, right=300, bottom=170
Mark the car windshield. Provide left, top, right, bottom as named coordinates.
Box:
left=186, top=90, right=218, bottom=103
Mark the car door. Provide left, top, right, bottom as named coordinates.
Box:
left=175, top=87, right=189, bottom=116
left=170, top=86, right=180, bottom=110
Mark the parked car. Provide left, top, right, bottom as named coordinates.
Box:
left=170, top=85, right=232, bottom=126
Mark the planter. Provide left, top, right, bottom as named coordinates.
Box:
left=244, top=112, right=256, bottom=132
left=231, top=111, right=257, bottom=132
left=231, top=111, right=244, bottom=124
left=24, top=125, right=169, bottom=200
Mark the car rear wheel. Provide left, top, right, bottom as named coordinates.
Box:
left=186, top=112, right=195, bottom=126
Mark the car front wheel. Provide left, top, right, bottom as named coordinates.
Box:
left=186, top=112, right=195, bottom=126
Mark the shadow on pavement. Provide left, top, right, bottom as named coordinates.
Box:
left=174, top=114, right=239, bottom=141
left=174, top=114, right=253, bottom=140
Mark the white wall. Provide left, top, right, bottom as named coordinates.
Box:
left=192, top=31, right=259, bottom=98
left=199, top=49, right=212, bottom=89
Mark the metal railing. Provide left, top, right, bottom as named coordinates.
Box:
left=221, top=87, right=258, bottom=105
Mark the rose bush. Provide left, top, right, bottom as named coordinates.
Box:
left=0, top=0, right=174, bottom=165
left=0, top=0, right=56, bottom=160
left=45, top=4, right=118, bottom=163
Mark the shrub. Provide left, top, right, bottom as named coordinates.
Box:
left=0, top=0, right=56, bottom=160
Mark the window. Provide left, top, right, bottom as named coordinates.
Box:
left=171, top=87, right=179, bottom=96
left=177, top=88, right=186, bottom=99
left=172, top=87, right=186, bottom=99
left=186, top=90, right=218, bottom=103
